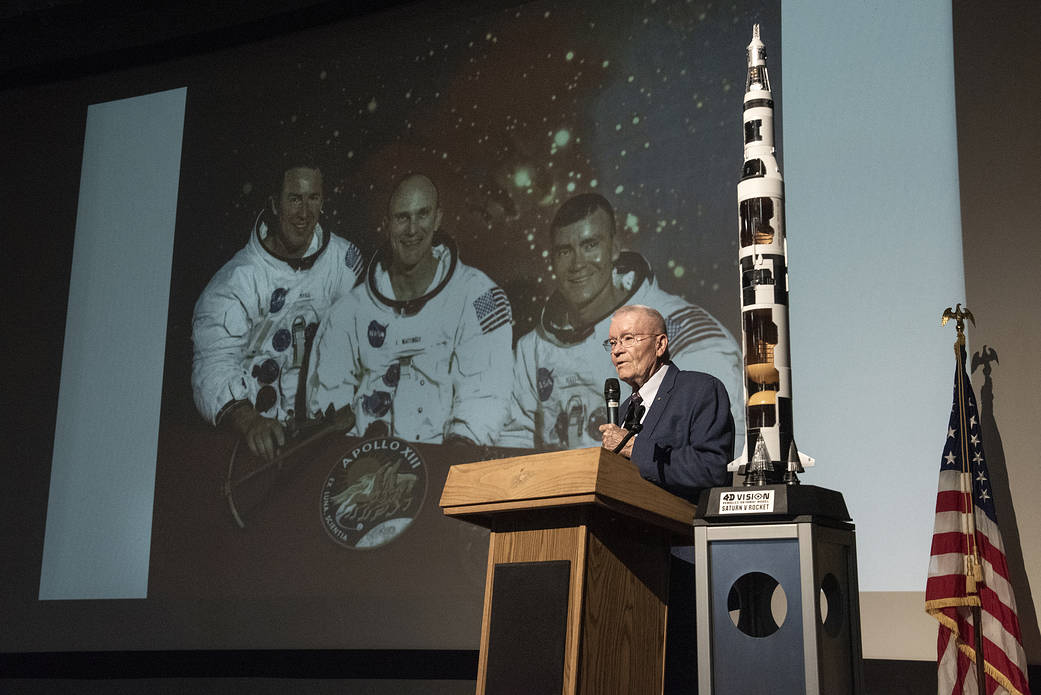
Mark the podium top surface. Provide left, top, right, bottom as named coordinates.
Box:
left=439, top=447, right=695, bottom=535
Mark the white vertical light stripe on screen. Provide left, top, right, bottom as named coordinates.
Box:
left=38, top=87, right=186, bottom=600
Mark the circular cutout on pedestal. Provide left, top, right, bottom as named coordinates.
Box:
left=819, top=573, right=845, bottom=637
left=727, top=571, right=788, bottom=637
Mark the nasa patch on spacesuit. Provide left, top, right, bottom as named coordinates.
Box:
left=319, top=437, right=428, bottom=550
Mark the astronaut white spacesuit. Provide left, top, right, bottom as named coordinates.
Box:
left=503, top=252, right=744, bottom=450
left=308, top=237, right=514, bottom=445
left=192, top=210, right=364, bottom=427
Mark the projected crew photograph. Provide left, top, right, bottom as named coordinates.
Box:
left=147, top=0, right=781, bottom=651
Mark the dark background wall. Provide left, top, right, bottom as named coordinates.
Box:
left=953, top=0, right=1041, bottom=669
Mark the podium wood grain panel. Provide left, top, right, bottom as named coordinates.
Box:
left=477, top=525, right=588, bottom=695
left=580, top=517, right=669, bottom=694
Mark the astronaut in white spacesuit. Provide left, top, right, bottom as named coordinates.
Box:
left=501, top=192, right=744, bottom=450
left=192, top=163, right=364, bottom=460
left=307, top=173, right=513, bottom=445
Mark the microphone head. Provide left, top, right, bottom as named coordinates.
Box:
left=604, top=378, right=620, bottom=402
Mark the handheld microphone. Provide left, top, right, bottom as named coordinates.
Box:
left=604, top=378, right=620, bottom=425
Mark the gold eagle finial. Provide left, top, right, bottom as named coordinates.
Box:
left=941, top=303, right=975, bottom=346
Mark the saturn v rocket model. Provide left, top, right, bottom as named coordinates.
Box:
left=734, top=25, right=813, bottom=485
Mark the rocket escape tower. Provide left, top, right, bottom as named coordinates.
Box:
left=736, top=25, right=803, bottom=485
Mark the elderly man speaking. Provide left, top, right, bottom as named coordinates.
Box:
left=599, top=303, right=735, bottom=694
left=598, top=304, right=734, bottom=503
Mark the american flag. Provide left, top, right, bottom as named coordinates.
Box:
left=665, top=305, right=728, bottom=355
left=925, top=344, right=1031, bottom=695
left=473, top=287, right=511, bottom=334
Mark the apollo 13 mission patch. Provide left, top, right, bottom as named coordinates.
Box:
left=319, top=437, right=427, bottom=549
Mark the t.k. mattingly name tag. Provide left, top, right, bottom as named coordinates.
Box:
left=718, top=489, right=776, bottom=514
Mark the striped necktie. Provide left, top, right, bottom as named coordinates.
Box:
left=622, top=394, right=643, bottom=429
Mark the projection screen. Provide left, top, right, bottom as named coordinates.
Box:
left=9, top=0, right=963, bottom=658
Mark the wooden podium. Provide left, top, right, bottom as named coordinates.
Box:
left=440, top=447, right=696, bottom=695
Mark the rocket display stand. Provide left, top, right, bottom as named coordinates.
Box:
left=439, top=447, right=696, bottom=695
left=692, top=485, right=864, bottom=694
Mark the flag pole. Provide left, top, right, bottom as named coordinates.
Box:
left=942, top=303, right=985, bottom=693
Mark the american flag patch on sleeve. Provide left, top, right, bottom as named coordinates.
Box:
left=344, top=244, right=365, bottom=278
left=473, top=287, right=512, bottom=334
left=666, top=306, right=728, bottom=354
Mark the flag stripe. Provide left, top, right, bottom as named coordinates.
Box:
left=982, top=635, right=1029, bottom=691
left=936, top=488, right=973, bottom=513
left=977, top=531, right=1012, bottom=585
left=931, top=530, right=972, bottom=555
left=980, top=586, right=1024, bottom=643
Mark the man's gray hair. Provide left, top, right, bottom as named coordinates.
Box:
left=613, top=304, right=667, bottom=335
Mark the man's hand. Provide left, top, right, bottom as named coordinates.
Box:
left=599, top=423, right=634, bottom=458
left=226, top=403, right=286, bottom=461
left=442, top=432, right=477, bottom=448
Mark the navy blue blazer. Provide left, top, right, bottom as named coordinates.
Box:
left=619, top=363, right=734, bottom=503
